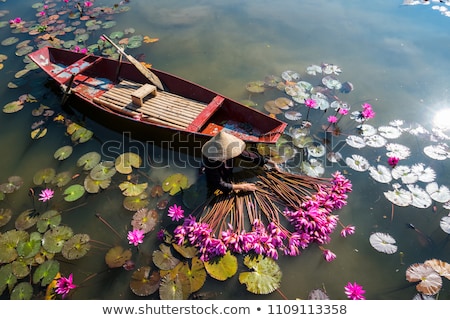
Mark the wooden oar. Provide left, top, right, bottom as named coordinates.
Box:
left=102, top=34, right=164, bottom=91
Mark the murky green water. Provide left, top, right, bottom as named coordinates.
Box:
left=0, top=0, right=449, bottom=300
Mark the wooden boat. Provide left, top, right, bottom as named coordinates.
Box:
left=28, top=45, right=287, bottom=155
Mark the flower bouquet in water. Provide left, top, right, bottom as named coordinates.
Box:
left=168, top=170, right=353, bottom=262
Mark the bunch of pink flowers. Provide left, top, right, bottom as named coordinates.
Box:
left=171, top=171, right=353, bottom=262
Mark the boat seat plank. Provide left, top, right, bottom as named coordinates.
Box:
left=186, top=95, right=225, bottom=132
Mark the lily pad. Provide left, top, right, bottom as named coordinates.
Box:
left=51, top=171, right=72, bottom=187
left=204, top=251, right=238, bottom=281
left=105, top=246, right=132, bottom=268
left=159, top=272, right=191, bottom=300
left=130, top=266, right=160, bottom=296
left=15, top=209, right=38, bottom=231
left=10, top=282, right=33, bottom=300
left=0, top=208, right=12, bottom=227
left=119, top=181, right=148, bottom=197
left=238, top=255, right=282, bottom=294
left=63, top=184, right=85, bottom=202
left=36, top=210, right=61, bottom=233
left=162, top=173, right=188, bottom=196
left=90, top=161, right=116, bottom=180
left=32, top=260, right=60, bottom=287
left=115, top=152, right=142, bottom=174
left=131, top=208, right=158, bottom=234
left=30, top=127, right=47, bottom=139
left=1, top=37, right=19, bottom=46
left=54, top=145, right=73, bottom=160
left=42, top=225, right=74, bottom=253
left=61, top=234, right=91, bottom=260
left=0, top=176, right=23, bottom=193
left=77, top=151, right=101, bottom=170
left=84, top=175, right=111, bottom=193
left=71, top=127, right=93, bottom=143
left=3, top=101, right=23, bottom=113
left=0, top=230, right=28, bottom=264
left=0, top=264, right=17, bottom=295
left=123, top=193, right=149, bottom=211
left=246, top=81, right=265, bottom=93
left=110, top=31, right=124, bottom=39
left=17, top=232, right=41, bottom=259
left=152, top=243, right=180, bottom=270
left=33, top=168, right=56, bottom=185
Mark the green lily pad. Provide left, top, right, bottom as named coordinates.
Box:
left=54, top=145, right=73, bottom=160
left=90, top=161, right=116, bottom=180
left=246, top=81, right=266, bottom=93
left=204, top=251, right=238, bottom=281
left=33, top=168, right=56, bottom=185
left=63, top=184, right=85, bottom=202
left=51, top=171, right=72, bottom=187
left=129, top=266, right=160, bottom=297
left=71, top=127, right=93, bottom=143
left=110, top=31, right=124, bottom=39
left=101, top=21, right=117, bottom=29
left=12, top=258, right=32, bottom=279
left=32, top=260, right=60, bottom=287
left=186, top=257, right=206, bottom=293
left=152, top=243, right=180, bottom=270
left=0, top=230, right=28, bottom=264
left=15, top=209, right=38, bottom=231
left=15, top=45, right=33, bottom=57
left=3, top=100, right=23, bottom=113
left=75, top=33, right=89, bottom=43
left=115, top=152, right=142, bottom=174
left=119, top=181, right=148, bottom=197
left=77, top=151, right=101, bottom=170
left=127, top=40, right=142, bottom=49
left=36, top=210, right=61, bottom=233
left=1, top=36, right=19, bottom=46
left=84, top=175, right=111, bottom=193
left=159, top=272, right=190, bottom=300
left=31, top=127, right=47, bottom=139
left=61, top=233, right=91, bottom=260
left=0, top=264, right=17, bottom=295
left=0, top=175, right=23, bottom=193
left=63, top=40, right=77, bottom=49
left=17, top=232, right=41, bottom=259
left=238, top=255, right=282, bottom=294
left=42, top=225, right=74, bottom=253
left=0, top=208, right=12, bottom=227
left=10, top=281, right=33, bottom=300
left=105, top=246, right=132, bottom=268
left=123, top=193, right=149, bottom=211
left=173, top=242, right=198, bottom=259
left=162, top=173, right=188, bottom=196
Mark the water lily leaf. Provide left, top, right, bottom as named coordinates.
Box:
left=173, top=242, right=198, bottom=259
left=0, top=208, right=12, bottom=227
left=63, top=184, right=85, bottom=202
left=77, top=151, right=101, bottom=170
left=51, top=171, right=72, bottom=187
left=119, top=181, right=148, bottom=197
left=150, top=185, right=164, bottom=197
left=162, top=173, right=188, bottom=195
left=42, top=225, right=73, bottom=253
left=115, top=152, right=142, bottom=174
left=143, top=35, right=159, bottom=43
left=0, top=230, right=28, bottom=264
left=130, top=266, right=160, bottom=296
left=3, top=100, right=23, bottom=113
left=0, top=175, right=23, bottom=193
left=238, top=255, right=282, bottom=294
left=186, top=257, right=206, bottom=293
left=131, top=208, right=158, bottom=234
left=11, top=258, right=32, bottom=279
left=66, top=122, right=82, bottom=135
left=0, top=264, right=17, bottom=295
left=15, top=209, right=38, bottom=231
left=159, top=272, right=190, bottom=300
left=37, top=210, right=61, bottom=233
left=62, top=233, right=91, bottom=260
left=17, top=232, right=41, bottom=259
left=15, top=45, right=33, bottom=57
left=123, top=193, right=149, bottom=211
left=10, top=281, right=33, bottom=300
left=204, top=251, right=238, bottom=281
left=54, top=145, right=73, bottom=160
left=84, top=175, right=111, bottom=193
left=71, top=127, right=93, bottom=143
left=1, top=36, right=19, bottom=46
left=33, top=168, right=56, bottom=186
left=105, top=246, right=132, bottom=268
left=90, top=161, right=116, bottom=180
left=246, top=81, right=265, bottom=93
left=110, top=31, right=124, bottom=39
left=33, top=260, right=60, bottom=287
left=152, top=243, right=180, bottom=270
left=15, top=69, right=30, bottom=79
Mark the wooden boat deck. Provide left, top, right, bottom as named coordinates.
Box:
left=93, top=80, right=223, bottom=130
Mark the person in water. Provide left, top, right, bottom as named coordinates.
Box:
left=201, top=130, right=279, bottom=196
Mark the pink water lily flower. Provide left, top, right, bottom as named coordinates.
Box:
left=38, top=188, right=54, bottom=202
left=127, top=229, right=144, bottom=246
left=84, top=1, right=93, bottom=7
left=344, top=282, right=366, bottom=300
left=322, top=248, right=336, bottom=262
left=168, top=204, right=184, bottom=221
left=55, top=274, right=77, bottom=299
left=9, top=17, right=22, bottom=24
left=340, top=225, right=355, bottom=238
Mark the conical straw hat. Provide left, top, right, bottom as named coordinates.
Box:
left=202, top=131, right=246, bottom=161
